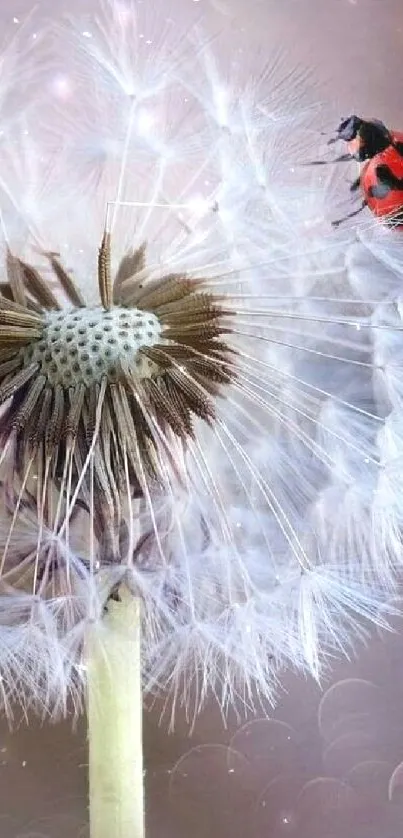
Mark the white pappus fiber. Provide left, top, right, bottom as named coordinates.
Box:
left=0, top=0, right=401, bottom=726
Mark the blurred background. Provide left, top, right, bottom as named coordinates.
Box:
left=1, top=0, right=403, bottom=835
left=3, top=614, right=403, bottom=837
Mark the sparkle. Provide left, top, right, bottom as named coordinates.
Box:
left=136, top=108, right=157, bottom=137
left=187, top=195, right=211, bottom=219
left=50, top=74, right=74, bottom=100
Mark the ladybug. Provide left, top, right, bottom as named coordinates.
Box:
left=310, top=115, right=403, bottom=227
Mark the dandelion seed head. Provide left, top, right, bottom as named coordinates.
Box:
left=0, top=238, right=235, bottom=521
left=22, top=306, right=162, bottom=388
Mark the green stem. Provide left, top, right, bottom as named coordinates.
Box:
left=87, top=588, right=144, bottom=838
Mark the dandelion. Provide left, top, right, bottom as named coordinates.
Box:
left=0, top=1, right=402, bottom=836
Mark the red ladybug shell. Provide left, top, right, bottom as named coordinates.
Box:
left=359, top=129, right=403, bottom=223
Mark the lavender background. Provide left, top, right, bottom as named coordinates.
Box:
left=1, top=0, right=403, bottom=835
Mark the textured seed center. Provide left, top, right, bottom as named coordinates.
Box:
left=22, top=306, right=162, bottom=387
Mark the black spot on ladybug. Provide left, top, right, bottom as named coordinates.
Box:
left=375, top=164, right=403, bottom=192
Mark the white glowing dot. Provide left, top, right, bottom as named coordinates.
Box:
left=13, top=17, right=19, bottom=24
left=187, top=195, right=211, bottom=217
left=22, top=761, right=27, bottom=767
left=145, top=39, right=152, bottom=45
left=82, top=31, right=92, bottom=38
left=32, top=33, right=37, bottom=40
left=136, top=109, right=156, bottom=136
left=51, top=74, right=74, bottom=100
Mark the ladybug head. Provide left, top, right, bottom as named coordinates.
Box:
left=336, top=115, right=392, bottom=160
left=336, top=115, right=363, bottom=142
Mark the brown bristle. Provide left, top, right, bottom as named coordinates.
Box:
left=98, top=231, right=113, bottom=310
left=6, top=249, right=27, bottom=307
left=43, top=252, right=86, bottom=307
left=17, top=259, right=61, bottom=310
left=113, top=242, right=147, bottom=303
left=135, top=274, right=197, bottom=310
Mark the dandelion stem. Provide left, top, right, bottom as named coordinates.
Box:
left=87, top=588, right=144, bottom=838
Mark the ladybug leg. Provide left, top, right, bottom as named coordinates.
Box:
left=350, top=175, right=361, bottom=193
left=331, top=200, right=367, bottom=228
left=303, top=152, right=354, bottom=167
left=334, top=152, right=356, bottom=163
